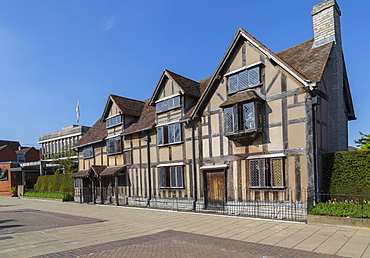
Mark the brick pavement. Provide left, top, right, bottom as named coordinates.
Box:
left=1, top=197, right=370, bottom=257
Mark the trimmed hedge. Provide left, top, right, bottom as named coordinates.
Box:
left=24, top=192, right=71, bottom=199
left=322, top=150, right=370, bottom=195
left=33, top=173, right=74, bottom=194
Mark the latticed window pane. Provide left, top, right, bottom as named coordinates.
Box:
left=83, top=146, right=93, bottom=158
left=248, top=66, right=259, bottom=86
left=107, top=137, right=121, bottom=154
left=239, top=69, right=249, bottom=90
left=249, top=159, right=261, bottom=186
left=271, top=158, right=284, bottom=187
left=159, top=167, right=167, bottom=188
left=174, top=123, right=181, bottom=142
left=228, top=74, right=238, bottom=93
left=157, top=127, right=164, bottom=145
left=243, top=102, right=255, bottom=130
left=176, top=166, right=183, bottom=187
left=156, top=101, right=163, bottom=113
left=224, top=107, right=234, bottom=133
left=173, top=96, right=180, bottom=108
left=170, top=167, right=176, bottom=187
left=168, top=124, right=175, bottom=143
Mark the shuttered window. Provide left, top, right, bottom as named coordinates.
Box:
left=106, top=136, right=122, bottom=155
left=224, top=102, right=261, bottom=133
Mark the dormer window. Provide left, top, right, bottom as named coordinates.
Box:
left=226, top=64, right=261, bottom=94
left=156, top=95, right=181, bottom=113
left=106, top=114, right=122, bottom=128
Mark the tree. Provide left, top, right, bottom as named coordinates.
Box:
left=51, top=145, right=78, bottom=174
left=354, top=132, right=370, bottom=150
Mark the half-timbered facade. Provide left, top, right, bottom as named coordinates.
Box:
left=73, top=0, right=355, bottom=219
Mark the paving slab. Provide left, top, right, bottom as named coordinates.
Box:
left=1, top=197, right=369, bottom=257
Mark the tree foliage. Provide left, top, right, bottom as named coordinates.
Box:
left=51, top=145, right=78, bottom=174
left=355, top=132, right=370, bottom=150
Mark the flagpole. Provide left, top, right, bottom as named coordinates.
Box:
left=76, top=99, right=80, bottom=125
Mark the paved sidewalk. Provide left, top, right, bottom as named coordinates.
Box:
left=0, top=197, right=369, bottom=257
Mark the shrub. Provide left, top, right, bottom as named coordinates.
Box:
left=309, top=202, right=370, bottom=218
left=34, top=173, right=74, bottom=194
left=24, top=191, right=71, bottom=199
left=322, top=150, right=370, bottom=195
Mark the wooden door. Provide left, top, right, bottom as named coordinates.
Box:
left=204, top=170, right=225, bottom=209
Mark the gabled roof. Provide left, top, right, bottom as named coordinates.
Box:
left=123, top=99, right=156, bottom=135
left=15, top=147, right=34, bottom=155
left=276, top=39, right=333, bottom=82
left=102, top=94, right=145, bottom=119
left=149, top=70, right=200, bottom=105
left=0, top=140, right=20, bottom=152
left=189, top=28, right=329, bottom=120
left=100, top=166, right=125, bottom=176
left=74, top=119, right=107, bottom=148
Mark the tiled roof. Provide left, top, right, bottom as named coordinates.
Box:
left=100, top=166, right=125, bottom=176
left=15, top=147, right=33, bottom=155
left=0, top=140, right=20, bottom=152
left=220, top=90, right=265, bottom=108
left=276, top=39, right=333, bottom=82
left=165, top=70, right=201, bottom=98
left=91, top=165, right=106, bottom=176
left=71, top=169, right=90, bottom=178
left=110, top=95, right=145, bottom=117
left=74, top=119, right=107, bottom=147
left=123, top=99, right=156, bottom=135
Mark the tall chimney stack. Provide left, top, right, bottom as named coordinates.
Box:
left=311, top=0, right=342, bottom=48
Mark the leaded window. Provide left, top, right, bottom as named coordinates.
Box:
left=157, top=123, right=182, bottom=146
left=74, top=178, right=82, bottom=189
left=106, top=114, right=122, bottom=128
left=159, top=166, right=184, bottom=188
left=156, top=96, right=181, bottom=113
left=228, top=66, right=260, bottom=94
left=106, top=136, right=122, bottom=155
left=224, top=102, right=262, bottom=133
left=83, top=146, right=94, bottom=159
left=249, top=158, right=284, bottom=188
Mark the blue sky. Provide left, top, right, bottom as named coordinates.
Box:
left=0, top=0, right=369, bottom=148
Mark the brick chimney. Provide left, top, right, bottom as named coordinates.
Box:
left=311, top=0, right=342, bottom=48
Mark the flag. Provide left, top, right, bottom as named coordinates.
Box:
left=76, top=99, right=80, bottom=124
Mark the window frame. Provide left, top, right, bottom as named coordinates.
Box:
left=157, top=123, right=182, bottom=146
left=106, top=136, right=122, bottom=155
left=249, top=157, right=285, bottom=189
left=156, top=95, right=181, bottom=113
left=224, top=101, right=262, bottom=134
left=106, top=114, right=122, bottom=128
left=158, top=165, right=184, bottom=189
left=83, top=145, right=94, bottom=159
left=227, top=65, right=261, bottom=94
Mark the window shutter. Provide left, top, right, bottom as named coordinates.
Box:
left=176, top=166, right=183, bottom=187
left=168, top=124, right=175, bottom=143
left=243, top=102, right=255, bottom=130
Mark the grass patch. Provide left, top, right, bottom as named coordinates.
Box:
left=309, top=202, right=370, bottom=218
left=24, top=191, right=72, bottom=200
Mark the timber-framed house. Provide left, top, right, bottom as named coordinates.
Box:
left=73, top=0, right=355, bottom=220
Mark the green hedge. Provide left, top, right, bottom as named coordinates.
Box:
left=33, top=173, right=74, bottom=194
left=309, top=202, right=370, bottom=218
left=322, top=150, right=370, bottom=195
left=24, top=192, right=71, bottom=199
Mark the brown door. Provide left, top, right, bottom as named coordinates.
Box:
left=204, top=170, right=225, bottom=209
